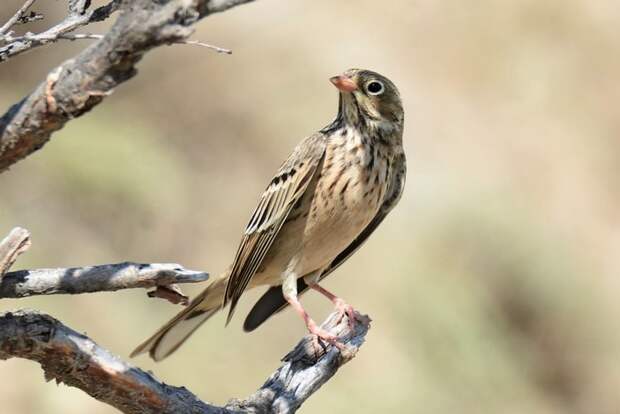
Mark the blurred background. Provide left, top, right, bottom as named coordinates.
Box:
left=2, top=0, right=620, bottom=413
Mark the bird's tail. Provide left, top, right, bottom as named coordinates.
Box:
left=130, top=273, right=228, bottom=361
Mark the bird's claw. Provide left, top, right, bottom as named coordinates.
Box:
left=334, top=298, right=362, bottom=330
left=307, top=320, right=347, bottom=351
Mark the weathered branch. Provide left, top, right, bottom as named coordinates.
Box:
left=0, top=227, right=207, bottom=304
left=0, top=226, right=31, bottom=278
left=0, top=262, right=209, bottom=302
left=0, top=310, right=219, bottom=414
left=0, top=0, right=255, bottom=172
left=230, top=312, right=371, bottom=413
left=0, top=309, right=370, bottom=414
left=0, top=0, right=121, bottom=58
left=59, top=34, right=232, bottom=54
left=0, top=0, right=37, bottom=36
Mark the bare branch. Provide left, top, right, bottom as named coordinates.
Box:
left=0, top=310, right=221, bottom=414
left=179, top=39, right=232, bottom=54
left=147, top=284, right=190, bottom=305
left=0, top=0, right=120, bottom=61
left=59, top=33, right=104, bottom=41
left=204, top=0, right=257, bottom=14
left=0, top=309, right=369, bottom=414
left=0, top=0, right=255, bottom=172
left=16, top=10, right=44, bottom=25
left=59, top=34, right=232, bottom=54
left=229, top=312, right=371, bottom=413
left=0, top=262, right=209, bottom=301
left=0, top=0, right=37, bottom=36
left=0, top=227, right=31, bottom=278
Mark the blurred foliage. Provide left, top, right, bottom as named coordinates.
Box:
left=1, top=0, right=620, bottom=413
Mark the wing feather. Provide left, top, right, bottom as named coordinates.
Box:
left=223, top=134, right=326, bottom=323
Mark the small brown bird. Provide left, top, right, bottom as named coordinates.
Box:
left=131, top=69, right=406, bottom=361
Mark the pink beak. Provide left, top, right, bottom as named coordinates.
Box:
left=330, top=75, right=358, bottom=93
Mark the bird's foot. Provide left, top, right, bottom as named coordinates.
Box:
left=333, top=298, right=364, bottom=330
left=306, top=319, right=347, bottom=351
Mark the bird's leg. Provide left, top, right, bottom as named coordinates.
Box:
left=309, top=283, right=360, bottom=330
left=283, top=271, right=346, bottom=350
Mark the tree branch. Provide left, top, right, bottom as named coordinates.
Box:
left=59, top=34, right=232, bottom=55
left=0, top=0, right=121, bottom=58
left=0, top=226, right=31, bottom=278
left=0, top=227, right=208, bottom=305
left=0, top=0, right=255, bottom=172
left=0, top=0, right=37, bottom=37
left=0, top=262, right=209, bottom=303
left=0, top=309, right=370, bottom=414
left=230, top=312, right=371, bottom=413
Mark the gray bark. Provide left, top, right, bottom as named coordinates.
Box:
left=0, top=0, right=122, bottom=61
left=0, top=0, right=256, bottom=172
left=0, top=223, right=370, bottom=414
left=0, top=262, right=209, bottom=303
left=232, top=313, right=371, bottom=413
left=0, top=309, right=370, bottom=414
left=0, top=227, right=31, bottom=278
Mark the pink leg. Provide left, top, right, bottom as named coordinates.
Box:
left=310, top=284, right=359, bottom=329
left=284, top=293, right=347, bottom=350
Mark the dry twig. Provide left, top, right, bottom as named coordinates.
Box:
left=0, top=227, right=31, bottom=278
left=0, top=0, right=253, bottom=172
left=0, top=0, right=37, bottom=37
left=0, top=0, right=121, bottom=60
left=0, top=262, right=209, bottom=303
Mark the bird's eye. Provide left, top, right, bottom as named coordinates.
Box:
left=366, top=80, right=384, bottom=95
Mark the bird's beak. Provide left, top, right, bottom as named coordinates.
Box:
left=330, top=75, right=358, bottom=93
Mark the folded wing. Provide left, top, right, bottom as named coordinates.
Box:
left=224, top=133, right=327, bottom=323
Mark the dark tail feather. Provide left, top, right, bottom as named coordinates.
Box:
left=243, top=278, right=308, bottom=332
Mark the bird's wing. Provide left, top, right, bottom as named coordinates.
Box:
left=223, top=133, right=326, bottom=323
left=243, top=150, right=407, bottom=331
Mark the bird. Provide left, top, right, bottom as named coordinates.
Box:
left=131, top=68, right=406, bottom=361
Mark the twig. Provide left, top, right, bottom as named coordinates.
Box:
left=60, top=34, right=232, bottom=54
left=0, top=262, right=209, bottom=303
left=15, top=11, right=44, bottom=25
left=0, top=0, right=37, bottom=36
left=0, top=0, right=255, bottom=172
left=58, top=33, right=104, bottom=41
left=0, top=308, right=370, bottom=414
left=178, top=40, right=232, bottom=54
left=147, top=284, right=189, bottom=305
left=0, top=227, right=31, bottom=278
left=0, top=0, right=120, bottom=62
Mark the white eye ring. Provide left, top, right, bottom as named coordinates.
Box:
left=366, top=80, right=385, bottom=95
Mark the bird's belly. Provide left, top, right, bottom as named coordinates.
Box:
left=298, top=167, right=385, bottom=273
left=254, top=153, right=389, bottom=285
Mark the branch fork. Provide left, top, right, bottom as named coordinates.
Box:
left=0, top=226, right=370, bottom=413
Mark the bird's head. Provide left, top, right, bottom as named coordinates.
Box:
left=330, top=69, right=403, bottom=133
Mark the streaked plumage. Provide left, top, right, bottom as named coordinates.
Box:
left=131, top=69, right=406, bottom=361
